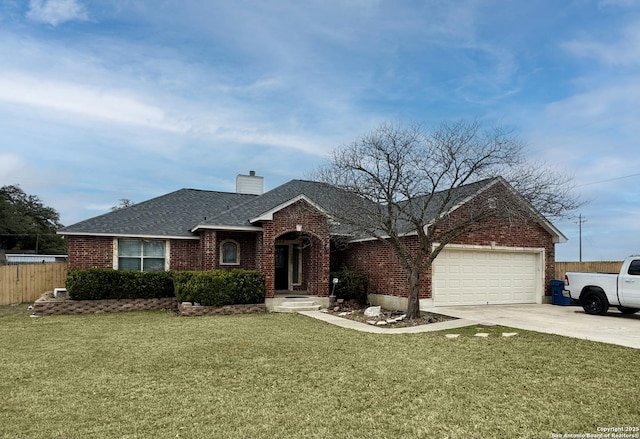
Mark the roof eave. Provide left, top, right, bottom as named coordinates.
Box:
left=57, top=231, right=200, bottom=240
left=190, top=224, right=263, bottom=233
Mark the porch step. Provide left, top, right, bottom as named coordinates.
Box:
left=272, top=300, right=322, bottom=313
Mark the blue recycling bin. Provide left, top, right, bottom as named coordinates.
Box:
left=550, top=279, right=570, bottom=305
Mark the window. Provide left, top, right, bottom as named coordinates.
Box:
left=628, top=260, right=640, bottom=276
left=292, top=244, right=302, bottom=285
left=220, top=240, right=239, bottom=265
left=118, top=239, right=166, bottom=272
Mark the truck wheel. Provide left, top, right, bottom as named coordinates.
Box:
left=582, top=291, right=609, bottom=315
left=617, top=306, right=640, bottom=315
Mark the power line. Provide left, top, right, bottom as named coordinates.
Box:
left=575, top=172, right=640, bottom=188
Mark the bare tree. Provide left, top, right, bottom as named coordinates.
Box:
left=111, top=199, right=135, bottom=211
left=315, top=120, right=581, bottom=319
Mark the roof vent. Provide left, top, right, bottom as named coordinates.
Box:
left=236, top=171, right=264, bottom=195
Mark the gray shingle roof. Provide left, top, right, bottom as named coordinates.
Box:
left=59, top=177, right=564, bottom=242
left=59, top=189, right=257, bottom=238
left=394, top=177, right=497, bottom=235
left=196, top=179, right=372, bottom=233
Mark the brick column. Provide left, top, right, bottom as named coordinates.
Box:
left=318, top=241, right=330, bottom=297
left=202, top=230, right=218, bottom=270
left=263, top=237, right=275, bottom=298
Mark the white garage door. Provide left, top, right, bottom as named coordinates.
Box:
left=433, top=248, right=540, bottom=306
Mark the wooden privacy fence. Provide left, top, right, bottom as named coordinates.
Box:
left=0, top=263, right=68, bottom=305
left=555, top=261, right=623, bottom=280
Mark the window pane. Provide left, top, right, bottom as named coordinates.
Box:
left=222, top=242, right=238, bottom=264
left=119, top=239, right=141, bottom=257
left=143, top=258, right=165, bottom=272
left=275, top=246, right=285, bottom=268
left=119, top=257, right=141, bottom=271
left=292, top=246, right=300, bottom=284
left=628, top=260, right=640, bottom=276
left=143, top=240, right=165, bottom=258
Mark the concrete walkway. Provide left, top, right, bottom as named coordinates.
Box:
left=300, top=304, right=640, bottom=349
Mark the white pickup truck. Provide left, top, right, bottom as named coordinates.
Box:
left=563, top=256, right=640, bottom=315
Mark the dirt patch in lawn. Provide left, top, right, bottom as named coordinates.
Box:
left=327, top=300, right=456, bottom=328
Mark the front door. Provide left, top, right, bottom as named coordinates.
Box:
left=275, top=245, right=289, bottom=290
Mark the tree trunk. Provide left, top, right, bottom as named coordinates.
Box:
left=406, top=268, right=421, bottom=319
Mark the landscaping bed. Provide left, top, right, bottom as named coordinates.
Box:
left=327, top=299, right=456, bottom=328
left=33, top=292, right=264, bottom=316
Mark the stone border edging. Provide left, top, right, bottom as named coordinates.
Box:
left=297, top=310, right=475, bottom=334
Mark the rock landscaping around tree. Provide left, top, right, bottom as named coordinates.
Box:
left=325, top=299, right=456, bottom=328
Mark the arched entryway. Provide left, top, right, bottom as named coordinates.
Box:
left=273, top=231, right=324, bottom=295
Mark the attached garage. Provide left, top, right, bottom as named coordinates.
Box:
left=432, top=246, right=543, bottom=306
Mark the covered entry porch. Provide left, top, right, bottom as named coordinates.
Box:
left=263, top=231, right=331, bottom=311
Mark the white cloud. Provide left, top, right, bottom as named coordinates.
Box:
left=27, top=0, right=88, bottom=26
left=0, top=73, right=184, bottom=133
left=563, top=21, right=640, bottom=66
left=545, top=81, right=640, bottom=130
left=0, top=152, right=23, bottom=178
left=213, top=128, right=330, bottom=157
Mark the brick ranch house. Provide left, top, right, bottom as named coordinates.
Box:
left=58, top=172, right=567, bottom=310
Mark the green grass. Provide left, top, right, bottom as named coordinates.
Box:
left=1, top=305, right=639, bottom=439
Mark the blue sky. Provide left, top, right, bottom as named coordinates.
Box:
left=1, top=0, right=639, bottom=261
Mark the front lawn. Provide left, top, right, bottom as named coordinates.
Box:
left=1, top=305, right=638, bottom=439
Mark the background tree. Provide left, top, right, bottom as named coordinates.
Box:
left=111, top=198, right=135, bottom=211
left=316, top=120, right=581, bottom=319
left=0, top=185, right=66, bottom=254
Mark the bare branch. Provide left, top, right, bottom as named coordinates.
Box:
left=313, top=119, right=580, bottom=319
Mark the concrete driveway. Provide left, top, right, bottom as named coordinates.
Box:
left=436, top=304, right=640, bottom=349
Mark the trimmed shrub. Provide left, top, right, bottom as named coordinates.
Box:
left=66, top=269, right=175, bottom=300
left=225, top=270, right=267, bottom=305
left=172, top=271, right=197, bottom=303
left=330, top=269, right=368, bottom=305
left=174, top=270, right=265, bottom=306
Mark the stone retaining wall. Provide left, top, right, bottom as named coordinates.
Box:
left=33, top=297, right=267, bottom=317
left=178, top=302, right=266, bottom=316
left=33, top=297, right=179, bottom=316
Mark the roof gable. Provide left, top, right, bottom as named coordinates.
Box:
left=249, top=194, right=329, bottom=223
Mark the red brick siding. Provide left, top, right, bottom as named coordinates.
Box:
left=170, top=240, right=201, bottom=271
left=208, top=231, right=260, bottom=270
left=66, top=236, right=113, bottom=269
left=174, top=231, right=261, bottom=272
left=333, top=237, right=431, bottom=298
left=261, top=201, right=331, bottom=298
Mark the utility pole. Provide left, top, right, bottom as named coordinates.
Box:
left=575, top=214, right=587, bottom=262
